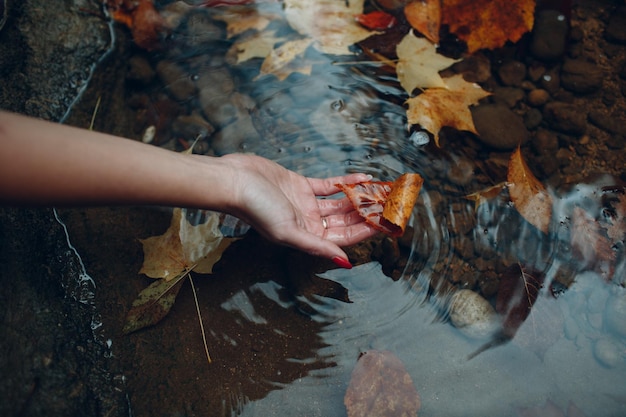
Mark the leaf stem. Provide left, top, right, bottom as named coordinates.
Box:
left=188, top=274, right=212, bottom=364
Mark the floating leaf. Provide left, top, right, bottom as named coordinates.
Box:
left=383, top=173, right=424, bottom=236
left=284, top=0, right=375, bottom=55
left=344, top=350, right=421, bottom=417
left=442, top=0, right=535, bottom=53
left=140, top=208, right=235, bottom=279
left=123, top=271, right=186, bottom=334
left=396, top=30, right=460, bottom=94
left=405, top=74, right=491, bottom=146
left=465, top=182, right=506, bottom=210
left=337, top=173, right=423, bottom=237
left=496, top=263, right=544, bottom=339
left=355, top=10, right=397, bottom=31
left=507, top=147, right=553, bottom=234
left=404, top=0, right=441, bottom=44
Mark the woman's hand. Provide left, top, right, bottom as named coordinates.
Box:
left=218, top=154, right=378, bottom=268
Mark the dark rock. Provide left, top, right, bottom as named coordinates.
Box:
left=524, top=108, right=543, bottom=129
left=156, top=60, right=197, bottom=101
left=527, top=89, right=551, bottom=107
left=493, top=86, right=525, bottom=108
left=543, top=102, right=587, bottom=135
left=540, top=66, right=561, bottom=94
left=498, top=60, right=527, bottom=86
left=471, top=104, right=530, bottom=150
left=607, top=135, right=625, bottom=150
left=452, top=53, right=492, bottom=83
left=588, top=110, right=626, bottom=135
left=533, top=129, right=559, bottom=153
left=561, top=59, right=604, bottom=94
left=530, top=9, right=569, bottom=61
left=605, top=7, right=626, bottom=44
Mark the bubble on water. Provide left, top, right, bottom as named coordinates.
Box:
left=330, top=99, right=344, bottom=111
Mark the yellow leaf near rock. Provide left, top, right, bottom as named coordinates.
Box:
left=213, top=7, right=280, bottom=38
left=507, top=147, right=553, bottom=234
left=284, top=0, right=375, bottom=55
left=405, top=74, right=490, bottom=146
left=396, top=30, right=460, bottom=94
left=257, top=38, right=314, bottom=80
left=229, top=30, right=285, bottom=64
left=140, top=208, right=235, bottom=280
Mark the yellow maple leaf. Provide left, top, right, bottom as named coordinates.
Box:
left=396, top=30, right=460, bottom=94
left=213, top=6, right=281, bottom=38
left=257, top=38, right=314, bottom=80
left=284, top=0, right=375, bottom=55
left=139, top=208, right=235, bottom=280
left=442, top=0, right=535, bottom=53
left=228, top=30, right=286, bottom=64
left=405, top=74, right=490, bottom=146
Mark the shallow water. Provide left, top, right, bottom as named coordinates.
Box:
left=62, top=2, right=626, bottom=416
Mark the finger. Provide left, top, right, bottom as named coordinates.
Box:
left=323, top=210, right=368, bottom=229
left=324, top=222, right=380, bottom=247
left=307, top=173, right=373, bottom=196
left=277, top=228, right=353, bottom=267
left=317, top=196, right=354, bottom=216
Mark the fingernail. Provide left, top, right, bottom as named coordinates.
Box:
left=332, top=256, right=353, bottom=269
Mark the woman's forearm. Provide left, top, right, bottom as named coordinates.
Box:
left=0, top=110, right=235, bottom=211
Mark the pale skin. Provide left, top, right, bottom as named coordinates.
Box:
left=0, top=111, right=378, bottom=267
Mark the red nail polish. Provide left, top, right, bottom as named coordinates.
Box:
left=332, top=256, right=353, bottom=269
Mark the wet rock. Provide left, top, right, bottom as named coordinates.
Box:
left=540, top=67, right=561, bottom=94
left=449, top=289, right=500, bottom=339
left=171, top=112, right=215, bottom=141
left=344, top=350, right=421, bottom=417
left=497, top=60, right=526, bottom=87
left=472, top=103, right=530, bottom=150
left=527, top=89, right=550, bottom=107
left=532, top=129, right=559, bottom=153
left=530, top=9, right=569, bottom=61
left=605, top=7, right=626, bottom=44
left=156, top=60, right=197, bottom=101
left=588, top=110, right=626, bottom=135
left=593, top=337, right=623, bottom=368
left=452, top=53, right=492, bottom=83
left=607, top=135, right=626, bottom=150
left=543, top=102, right=587, bottom=135
left=524, top=108, right=542, bottom=130
left=493, top=86, right=525, bottom=108
left=604, top=291, right=626, bottom=339
left=561, top=59, right=604, bottom=94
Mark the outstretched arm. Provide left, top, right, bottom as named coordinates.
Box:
left=0, top=110, right=378, bottom=267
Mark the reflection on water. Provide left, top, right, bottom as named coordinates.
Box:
left=75, top=3, right=626, bottom=416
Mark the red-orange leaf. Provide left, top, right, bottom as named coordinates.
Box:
left=356, top=11, right=397, bottom=30
left=404, top=0, right=441, bottom=44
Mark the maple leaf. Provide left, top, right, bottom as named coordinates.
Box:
left=228, top=30, right=286, bottom=64
left=139, top=208, right=235, bottom=279
left=442, top=0, right=536, bottom=53
left=212, top=5, right=281, bottom=38
left=570, top=206, right=616, bottom=280
left=507, top=147, right=553, bottom=234
left=283, top=0, right=375, bottom=55
left=106, top=0, right=166, bottom=50
left=405, top=74, right=491, bottom=146
left=404, top=0, right=442, bottom=44
left=257, top=38, right=314, bottom=80
left=396, top=30, right=460, bottom=94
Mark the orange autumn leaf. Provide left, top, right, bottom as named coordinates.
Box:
left=404, top=0, right=442, bottom=44
left=507, top=147, right=553, bottom=234
left=442, top=0, right=535, bottom=53
left=337, top=173, right=423, bottom=237
left=383, top=173, right=424, bottom=236
left=405, top=74, right=491, bottom=146
left=107, top=0, right=166, bottom=50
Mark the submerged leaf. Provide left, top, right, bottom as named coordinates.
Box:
left=570, top=206, right=616, bottom=280
left=123, top=272, right=186, bottom=334
left=507, top=147, right=553, bottom=234
left=344, top=350, right=421, bottom=417
left=257, top=38, right=314, bottom=80
left=496, top=264, right=544, bottom=339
